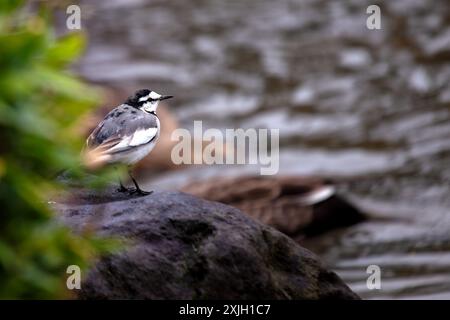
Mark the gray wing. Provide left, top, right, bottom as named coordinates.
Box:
left=86, top=104, right=159, bottom=154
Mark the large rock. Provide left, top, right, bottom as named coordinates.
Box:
left=56, top=190, right=359, bottom=299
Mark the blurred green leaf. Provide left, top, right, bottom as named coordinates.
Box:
left=0, top=0, right=24, bottom=16
left=0, top=3, right=116, bottom=299
left=45, top=32, right=86, bottom=67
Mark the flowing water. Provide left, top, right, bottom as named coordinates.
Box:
left=75, top=0, right=450, bottom=299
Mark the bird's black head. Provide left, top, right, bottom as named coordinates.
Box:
left=125, top=89, right=151, bottom=107
left=124, top=89, right=173, bottom=113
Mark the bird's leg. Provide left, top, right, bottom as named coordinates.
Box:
left=116, top=167, right=129, bottom=193
left=127, top=168, right=153, bottom=196
left=118, top=177, right=128, bottom=193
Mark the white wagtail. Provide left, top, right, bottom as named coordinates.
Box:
left=85, top=89, right=173, bottom=195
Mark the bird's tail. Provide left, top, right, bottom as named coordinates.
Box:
left=81, top=146, right=112, bottom=170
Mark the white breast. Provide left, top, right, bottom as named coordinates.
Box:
left=118, top=139, right=158, bottom=165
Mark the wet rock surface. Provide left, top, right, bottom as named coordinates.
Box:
left=56, top=190, right=359, bottom=299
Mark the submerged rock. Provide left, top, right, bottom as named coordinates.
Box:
left=55, top=189, right=359, bottom=299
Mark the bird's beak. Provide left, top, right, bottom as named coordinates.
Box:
left=158, top=95, right=173, bottom=101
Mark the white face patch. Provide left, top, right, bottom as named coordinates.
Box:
left=138, top=91, right=162, bottom=113
left=138, top=91, right=162, bottom=102
left=140, top=100, right=159, bottom=113
left=149, top=91, right=162, bottom=99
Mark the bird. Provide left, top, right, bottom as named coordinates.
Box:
left=84, top=89, right=173, bottom=195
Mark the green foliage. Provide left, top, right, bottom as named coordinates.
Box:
left=0, top=3, right=114, bottom=298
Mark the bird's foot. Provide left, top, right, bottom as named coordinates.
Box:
left=138, top=189, right=153, bottom=196
left=128, top=188, right=153, bottom=196
left=117, top=185, right=129, bottom=193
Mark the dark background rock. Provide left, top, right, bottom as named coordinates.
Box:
left=56, top=190, right=359, bottom=299
left=182, top=176, right=366, bottom=239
